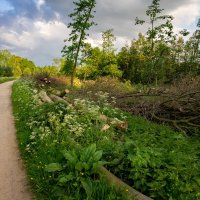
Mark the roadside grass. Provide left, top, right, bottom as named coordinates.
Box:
left=12, top=79, right=129, bottom=200
left=12, top=78, right=200, bottom=200
left=0, top=77, right=15, bottom=84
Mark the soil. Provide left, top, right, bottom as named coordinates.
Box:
left=0, top=81, right=32, bottom=200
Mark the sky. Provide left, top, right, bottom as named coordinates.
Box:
left=0, top=0, right=199, bottom=66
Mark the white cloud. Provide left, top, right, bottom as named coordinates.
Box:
left=0, top=28, right=36, bottom=49
left=170, top=0, right=200, bottom=29
left=0, top=18, right=69, bottom=65
left=34, top=20, right=67, bottom=40
left=35, top=0, right=45, bottom=10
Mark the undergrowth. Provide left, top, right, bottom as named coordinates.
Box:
left=12, top=79, right=129, bottom=200
left=12, top=79, right=200, bottom=200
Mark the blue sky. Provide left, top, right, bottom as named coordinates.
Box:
left=0, top=0, right=199, bottom=66
left=0, top=0, right=13, bottom=12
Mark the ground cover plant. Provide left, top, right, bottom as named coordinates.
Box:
left=12, top=78, right=129, bottom=200
left=12, top=78, right=200, bottom=200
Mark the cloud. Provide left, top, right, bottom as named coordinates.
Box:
left=0, top=17, right=69, bottom=65
left=169, top=0, right=200, bottom=29
left=35, top=0, right=45, bottom=10
left=0, top=0, right=199, bottom=66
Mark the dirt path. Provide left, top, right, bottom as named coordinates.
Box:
left=0, top=81, right=32, bottom=200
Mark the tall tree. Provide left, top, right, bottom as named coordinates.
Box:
left=100, top=29, right=117, bottom=68
left=0, top=50, right=12, bottom=67
left=135, top=0, right=174, bottom=51
left=62, top=0, right=96, bottom=86
left=102, top=29, right=116, bottom=53
left=135, top=0, right=174, bottom=85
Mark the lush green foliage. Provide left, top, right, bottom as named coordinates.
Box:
left=12, top=79, right=128, bottom=200
left=12, top=79, right=200, bottom=199
left=0, top=66, right=13, bottom=77
left=73, top=26, right=199, bottom=84
left=0, top=50, right=61, bottom=77
left=59, top=0, right=199, bottom=85
left=76, top=38, right=122, bottom=79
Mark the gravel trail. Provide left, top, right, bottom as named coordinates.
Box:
left=0, top=81, right=32, bottom=200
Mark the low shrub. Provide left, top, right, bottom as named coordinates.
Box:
left=83, top=76, right=134, bottom=94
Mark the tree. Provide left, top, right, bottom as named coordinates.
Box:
left=8, top=55, right=23, bottom=77
left=19, top=58, right=36, bottom=75
left=80, top=42, right=102, bottom=67
left=62, top=0, right=97, bottom=86
left=0, top=50, right=12, bottom=67
left=76, top=65, right=99, bottom=80
left=135, top=0, right=174, bottom=51
left=117, top=34, right=150, bottom=83
left=0, top=66, right=13, bottom=77
left=135, top=0, right=174, bottom=85
left=102, top=29, right=116, bottom=53
left=60, top=57, right=74, bottom=75
left=42, top=66, right=59, bottom=76
left=53, top=58, right=64, bottom=71
left=100, top=29, right=117, bottom=70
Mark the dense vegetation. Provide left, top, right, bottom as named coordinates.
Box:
left=12, top=78, right=200, bottom=199
left=60, top=0, right=200, bottom=86
left=0, top=50, right=60, bottom=78
left=12, top=79, right=130, bottom=200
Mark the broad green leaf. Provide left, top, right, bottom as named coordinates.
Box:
left=58, top=173, right=74, bottom=183
left=75, top=162, right=84, bottom=171
left=93, top=150, right=102, bottom=161
left=45, top=163, right=62, bottom=172
left=63, top=150, right=78, bottom=164
left=81, top=179, right=93, bottom=198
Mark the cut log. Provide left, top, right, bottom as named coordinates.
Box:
left=51, top=89, right=62, bottom=96
left=38, top=91, right=52, bottom=103
left=98, top=166, right=153, bottom=200
left=49, top=94, right=69, bottom=104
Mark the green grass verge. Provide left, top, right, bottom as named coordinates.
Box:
left=12, top=79, right=129, bottom=200
left=12, top=79, right=200, bottom=200
left=0, top=77, right=15, bottom=84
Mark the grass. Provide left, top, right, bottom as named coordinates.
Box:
left=0, top=77, right=15, bottom=84
left=12, top=78, right=200, bottom=200
left=12, top=79, right=129, bottom=200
